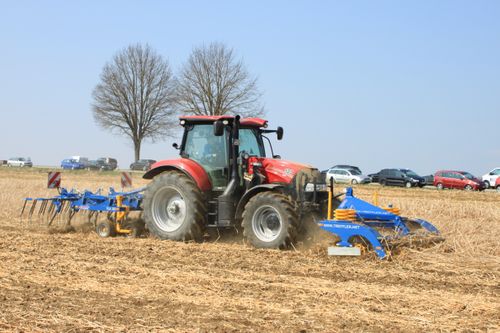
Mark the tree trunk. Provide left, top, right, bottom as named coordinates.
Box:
left=134, top=140, right=141, bottom=162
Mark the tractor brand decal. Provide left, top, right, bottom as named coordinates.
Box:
left=284, top=168, right=293, bottom=176
left=47, top=171, right=61, bottom=189
left=121, top=172, right=132, bottom=188
left=331, top=224, right=361, bottom=230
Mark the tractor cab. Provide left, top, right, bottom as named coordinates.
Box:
left=178, top=116, right=271, bottom=191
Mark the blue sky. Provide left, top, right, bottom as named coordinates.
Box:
left=1, top=1, right=499, bottom=175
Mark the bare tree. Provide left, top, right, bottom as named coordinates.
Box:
left=92, top=44, right=176, bottom=161
left=175, top=42, right=264, bottom=117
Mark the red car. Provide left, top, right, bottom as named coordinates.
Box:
left=434, top=170, right=485, bottom=191
left=496, top=178, right=500, bottom=192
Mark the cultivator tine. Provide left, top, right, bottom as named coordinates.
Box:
left=20, top=199, right=30, bottom=219
left=66, top=208, right=78, bottom=226
left=87, top=211, right=99, bottom=227
left=28, top=199, right=38, bottom=222
left=38, top=200, right=48, bottom=217
left=47, top=206, right=58, bottom=226
left=46, top=202, right=55, bottom=221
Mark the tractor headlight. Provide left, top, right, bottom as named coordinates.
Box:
left=305, top=183, right=328, bottom=192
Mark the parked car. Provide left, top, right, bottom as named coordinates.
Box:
left=378, top=168, right=425, bottom=188
left=61, top=158, right=86, bottom=170
left=423, top=174, right=434, bottom=186
left=496, top=178, right=500, bottom=192
left=482, top=167, right=500, bottom=188
left=330, top=165, right=362, bottom=174
left=130, top=159, right=156, bottom=171
left=97, top=157, right=118, bottom=170
left=70, top=156, right=90, bottom=168
left=325, top=167, right=371, bottom=184
left=87, top=159, right=113, bottom=171
left=368, top=172, right=379, bottom=183
left=7, top=157, right=33, bottom=167
left=434, top=170, right=485, bottom=191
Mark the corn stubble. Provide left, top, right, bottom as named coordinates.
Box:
left=0, top=168, right=498, bottom=332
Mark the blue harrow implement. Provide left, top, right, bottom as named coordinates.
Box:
left=21, top=187, right=146, bottom=237
left=318, top=182, right=442, bottom=259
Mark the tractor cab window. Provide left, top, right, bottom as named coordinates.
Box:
left=183, top=124, right=228, bottom=189
left=239, top=128, right=265, bottom=157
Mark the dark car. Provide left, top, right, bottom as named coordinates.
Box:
left=368, top=172, right=380, bottom=183
left=130, top=159, right=156, bottom=171
left=378, top=168, right=425, bottom=188
left=97, top=157, right=118, bottom=170
left=87, top=159, right=113, bottom=171
left=423, top=174, right=434, bottom=186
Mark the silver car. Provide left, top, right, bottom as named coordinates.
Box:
left=325, top=168, right=370, bottom=184
left=7, top=157, right=33, bottom=167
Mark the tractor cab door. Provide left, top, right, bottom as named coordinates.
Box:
left=183, top=124, right=229, bottom=190
left=239, top=128, right=265, bottom=157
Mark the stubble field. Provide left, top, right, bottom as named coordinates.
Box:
left=0, top=168, right=498, bottom=332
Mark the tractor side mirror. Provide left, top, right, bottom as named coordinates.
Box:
left=172, top=143, right=179, bottom=150
left=276, top=126, right=284, bottom=140
left=214, top=120, right=224, bottom=136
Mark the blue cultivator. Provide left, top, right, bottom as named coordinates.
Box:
left=21, top=188, right=145, bottom=237
left=318, top=185, right=441, bottom=259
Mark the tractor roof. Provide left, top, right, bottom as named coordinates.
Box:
left=179, top=115, right=268, bottom=128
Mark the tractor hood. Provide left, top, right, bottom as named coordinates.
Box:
left=259, top=158, right=323, bottom=185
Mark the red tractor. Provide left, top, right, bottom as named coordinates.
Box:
left=142, top=115, right=328, bottom=248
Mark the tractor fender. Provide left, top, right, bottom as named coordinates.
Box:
left=142, top=158, right=212, bottom=192
left=235, top=184, right=285, bottom=220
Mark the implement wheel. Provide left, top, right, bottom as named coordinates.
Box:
left=242, top=192, right=298, bottom=249
left=96, top=220, right=116, bottom=238
left=143, top=171, right=206, bottom=241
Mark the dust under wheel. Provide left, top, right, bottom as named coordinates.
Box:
left=125, top=220, right=145, bottom=238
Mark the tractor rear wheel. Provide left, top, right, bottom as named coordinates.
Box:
left=143, top=171, right=206, bottom=241
left=242, top=192, right=298, bottom=249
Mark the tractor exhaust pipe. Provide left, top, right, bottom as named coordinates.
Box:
left=217, top=115, right=241, bottom=226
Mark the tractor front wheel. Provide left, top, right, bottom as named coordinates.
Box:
left=143, top=171, right=206, bottom=241
left=242, top=192, right=298, bottom=249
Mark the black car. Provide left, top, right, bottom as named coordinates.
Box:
left=368, top=172, right=380, bottom=183
left=130, top=159, right=156, bottom=171
left=378, top=168, right=425, bottom=188
left=423, top=174, right=434, bottom=186
left=97, top=157, right=118, bottom=170
left=87, top=159, right=113, bottom=171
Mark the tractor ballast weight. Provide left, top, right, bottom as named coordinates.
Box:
left=141, top=115, right=328, bottom=248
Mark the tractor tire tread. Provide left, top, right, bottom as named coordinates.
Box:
left=143, top=171, right=207, bottom=242
left=242, top=191, right=298, bottom=249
